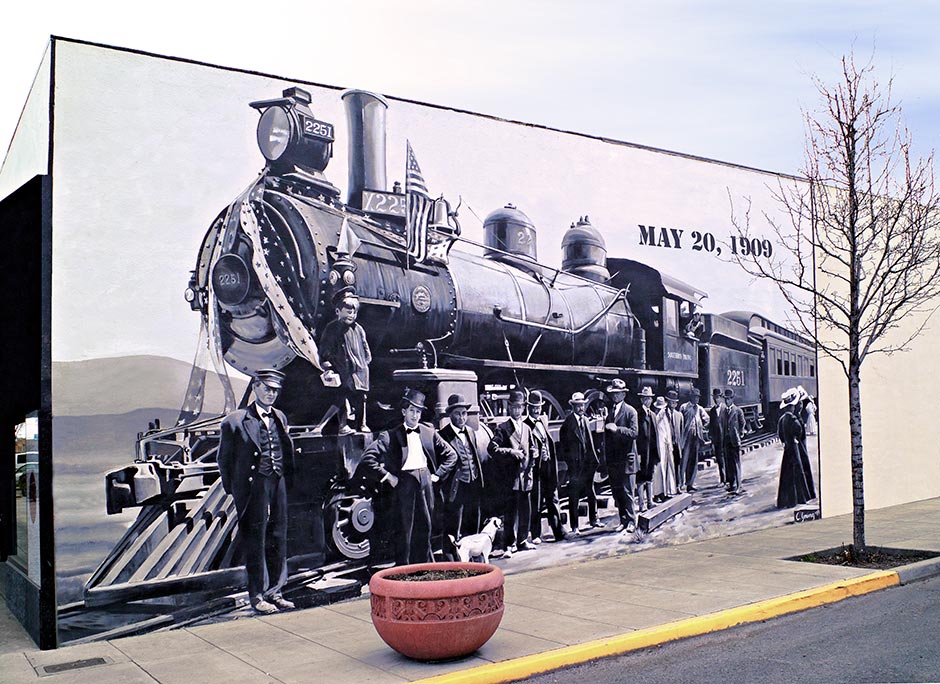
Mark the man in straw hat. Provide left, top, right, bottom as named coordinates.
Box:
left=361, top=388, right=457, bottom=565
left=488, top=390, right=539, bottom=556
left=218, top=369, right=295, bottom=614
left=525, top=390, right=567, bottom=543
left=603, top=379, right=639, bottom=533
left=559, top=391, right=603, bottom=533
left=437, top=393, right=487, bottom=557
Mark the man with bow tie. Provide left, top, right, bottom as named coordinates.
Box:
left=361, top=388, right=458, bottom=565
left=437, top=394, right=487, bottom=558
left=525, top=390, right=567, bottom=543
left=218, top=369, right=296, bottom=615
left=603, top=379, right=639, bottom=533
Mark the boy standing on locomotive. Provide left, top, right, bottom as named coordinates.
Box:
left=316, top=291, right=372, bottom=435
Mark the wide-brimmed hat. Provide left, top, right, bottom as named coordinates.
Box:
left=254, top=368, right=286, bottom=389
left=780, top=388, right=801, bottom=408
left=723, top=389, right=735, bottom=400
left=569, top=391, right=589, bottom=405
left=508, top=390, right=526, bottom=406
left=445, top=393, right=471, bottom=413
left=796, top=385, right=808, bottom=401
left=606, top=378, right=628, bottom=394
left=402, top=388, right=427, bottom=410
left=666, top=390, right=679, bottom=402
left=653, top=396, right=667, bottom=409
left=527, top=390, right=545, bottom=407
left=637, top=387, right=654, bottom=398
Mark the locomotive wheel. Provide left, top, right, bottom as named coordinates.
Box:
left=325, top=492, right=373, bottom=560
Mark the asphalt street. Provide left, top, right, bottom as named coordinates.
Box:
left=526, top=573, right=940, bottom=684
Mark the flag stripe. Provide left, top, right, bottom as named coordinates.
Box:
left=405, top=140, right=431, bottom=262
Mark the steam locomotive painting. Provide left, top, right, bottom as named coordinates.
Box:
left=79, top=86, right=817, bottom=614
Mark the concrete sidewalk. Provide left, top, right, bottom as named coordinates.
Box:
left=3, top=498, right=940, bottom=684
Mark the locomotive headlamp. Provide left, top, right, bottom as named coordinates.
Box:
left=257, top=106, right=291, bottom=162
left=249, top=87, right=334, bottom=172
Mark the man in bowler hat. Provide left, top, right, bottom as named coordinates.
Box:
left=709, top=388, right=727, bottom=487
left=679, top=388, right=710, bottom=492
left=525, top=390, right=567, bottom=543
left=721, top=389, right=747, bottom=494
left=360, top=388, right=457, bottom=565
left=437, top=394, right=487, bottom=558
left=489, top=390, right=539, bottom=556
left=218, top=369, right=296, bottom=614
left=603, top=379, right=639, bottom=533
left=635, top=386, right=660, bottom=512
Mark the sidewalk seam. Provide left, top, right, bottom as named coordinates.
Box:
left=410, top=570, right=899, bottom=684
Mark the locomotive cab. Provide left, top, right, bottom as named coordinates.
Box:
left=608, top=258, right=704, bottom=378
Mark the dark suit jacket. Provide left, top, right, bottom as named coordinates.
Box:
left=708, top=403, right=724, bottom=446
left=721, top=404, right=746, bottom=448
left=558, top=412, right=599, bottom=479
left=604, top=402, right=638, bottom=474
left=360, top=423, right=458, bottom=484
left=488, top=418, right=537, bottom=492
left=217, top=405, right=294, bottom=514
left=525, top=414, right=560, bottom=489
left=437, top=423, right=487, bottom=502
left=636, top=405, right=660, bottom=483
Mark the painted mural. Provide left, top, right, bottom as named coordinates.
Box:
left=50, top=42, right=820, bottom=642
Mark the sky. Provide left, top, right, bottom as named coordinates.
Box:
left=2, top=1, right=939, bottom=177
left=1, top=1, right=939, bottom=366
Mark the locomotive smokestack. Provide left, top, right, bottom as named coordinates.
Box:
left=342, top=90, right=389, bottom=210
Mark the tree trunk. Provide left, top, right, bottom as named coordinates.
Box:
left=848, top=359, right=866, bottom=555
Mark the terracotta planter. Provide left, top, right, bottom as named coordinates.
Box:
left=369, top=561, right=505, bottom=661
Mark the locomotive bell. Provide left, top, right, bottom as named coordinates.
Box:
left=561, top=216, right=610, bottom=283
left=483, top=204, right=537, bottom=263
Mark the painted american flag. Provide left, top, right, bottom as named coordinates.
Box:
left=405, top=140, right=432, bottom=263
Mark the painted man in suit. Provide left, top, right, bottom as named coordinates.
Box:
left=603, top=379, right=639, bottom=533
left=665, top=390, right=685, bottom=490
left=488, top=390, right=539, bottom=556
left=437, top=393, right=486, bottom=559
left=634, top=386, right=660, bottom=512
left=679, top=387, right=710, bottom=493
left=360, top=388, right=457, bottom=565
left=721, top=388, right=747, bottom=495
left=218, top=368, right=296, bottom=614
left=525, top=390, right=567, bottom=543
left=558, top=392, right=603, bottom=534
left=708, top=388, right=727, bottom=487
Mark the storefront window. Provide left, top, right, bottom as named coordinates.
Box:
left=13, top=413, right=40, bottom=582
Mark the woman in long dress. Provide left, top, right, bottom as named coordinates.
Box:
left=803, top=397, right=818, bottom=435
left=776, top=389, right=815, bottom=509
left=652, top=397, right=678, bottom=500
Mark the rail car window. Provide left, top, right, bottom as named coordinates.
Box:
left=810, top=362, right=815, bottom=377
left=664, top=299, right=678, bottom=334
left=776, top=355, right=782, bottom=376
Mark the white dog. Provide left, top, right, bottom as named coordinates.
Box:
left=450, top=517, right=503, bottom=564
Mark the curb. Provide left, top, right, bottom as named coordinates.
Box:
left=412, top=570, right=899, bottom=684
left=895, top=556, right=940, bottom=585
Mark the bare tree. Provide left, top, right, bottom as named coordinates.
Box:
left=730, top=53, right=940, bottom=555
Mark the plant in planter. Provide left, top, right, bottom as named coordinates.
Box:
left=369, top=561, right=505, bottom=661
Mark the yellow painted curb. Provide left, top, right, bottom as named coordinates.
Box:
left=412, top=570, right=899, bottom=684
